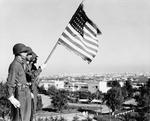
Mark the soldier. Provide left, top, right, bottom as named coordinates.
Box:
left=6, top=43, right=32, bottom=121
left=25, top=48, right=43, bottom=121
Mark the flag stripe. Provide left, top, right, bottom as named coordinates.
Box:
left=59, top=38, right=92, bottom=62
left=67, top=24, right=98, bottom=50
left=66, top=25, right=98, bottom=53
left=59, top=36, right=93, bottom=59
left=62, top=32, right=96, bottom=57
left=67, top=24, right=84, bottom=41
left=84, top=32, right=99, bottom=46
left=84, top=28, right=99, bottom=42
left=83, top=35, right=99, bottom=48
left=86, top=22, right=97, bottom=35
left=84, top=27, right=98, bottom=40
left=85, top=24, right=97, bottom=37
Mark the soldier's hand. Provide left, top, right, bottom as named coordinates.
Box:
left=31, top=92, right=34, bottom=98
left=40, top=63, right=47, bottom=70
left=8, top=95, right=20, bottom=108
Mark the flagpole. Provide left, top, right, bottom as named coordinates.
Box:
left=81, top=0, right=86, bottom=4
left=44, top=41, right=59, bottom=64
left=43, top=0, right=86, bottom=65
left=42, top=0, right=81, bottom=65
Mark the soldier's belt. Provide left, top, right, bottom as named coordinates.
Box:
left=17, top=83, right=31, bottom=89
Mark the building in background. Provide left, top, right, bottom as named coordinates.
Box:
left=70, top=82, right=88, bottom=92
left=99, top=81, right=111, bottom=93
left=39, top=79, right=65, bottom=90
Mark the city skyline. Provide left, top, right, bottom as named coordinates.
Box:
left=0, top=0, right=150, bottom=79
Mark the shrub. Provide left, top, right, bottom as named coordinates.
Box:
left=94, top=115, right=120, bottom=121
left=0, top=82, right=11, bottom=119
left=72, top=115, right=80, bottom=121
left=81, top=116, right=92, bottom=121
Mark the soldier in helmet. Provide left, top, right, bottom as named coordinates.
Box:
left=6, top=43, right=32, bottom=121
left=25, top=47, right=42, bottom=121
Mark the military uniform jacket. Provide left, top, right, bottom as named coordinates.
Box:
left=6, top=56, right=31, bottom=121
left=25, top=63, right=42, bottom=113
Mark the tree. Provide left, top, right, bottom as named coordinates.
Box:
left=78, top=91, right=91, bottom=99
left=47, top=86, right=58, bottom=96
left=81, top=116, right=92, bottom=121
left=104, top=87, right=123, bottom=114
left=72, top=115, right=80, bottom=121
left=51, top=89, right=68, bottom=112
left=91, top=90, right=103, bottom=100
left=38, top=85, right=47, bottom=95
left=72, top=91, right=91, bottom=100
left=134, top=78, right=150, bottom=121
left=95, top=90, right=103, bottom=99
left=118, top=113, right=136, bottom=121
left=108, top=80, right=121, bottom=88
left=123, top=79, right=133, bottom=98
left=0, top=82, right=11, bottom=119
left=121, top=86, right=128, bottom=100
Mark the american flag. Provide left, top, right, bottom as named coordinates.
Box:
left=58, top=3, right=101, bottom=63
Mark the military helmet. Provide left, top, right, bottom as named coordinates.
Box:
left=13, top=43, right=28, bottom=55
left=26, top=46, right=33, bottom=55
left=30, top=52, right=38, bottom=61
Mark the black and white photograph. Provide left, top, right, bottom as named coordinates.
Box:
left=0, top=0, right=150, bottom=121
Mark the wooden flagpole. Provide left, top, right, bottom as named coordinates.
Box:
left=44, top=41, right=59, bottom=64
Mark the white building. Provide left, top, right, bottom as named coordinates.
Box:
left=39, top=79, right=55, bottom=90
left=55, top=80, right=65, bottom=89
left=39, top=79, right=65, bottom=90
left=99, top=81, right=111, bottom=93
left=70, top=82, right=88, bottom=92
left=120, top=81, right=124, bottom=87
left=99, top=81, right=125, bottom=93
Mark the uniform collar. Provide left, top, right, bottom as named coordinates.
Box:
left=15, top=56, right=24, bottom=64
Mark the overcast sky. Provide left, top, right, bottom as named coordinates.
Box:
left=0, top=0, right=150, bottom=79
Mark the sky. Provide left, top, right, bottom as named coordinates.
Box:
left=0, top=0, right=150, bottom=79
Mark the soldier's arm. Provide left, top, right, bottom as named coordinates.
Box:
left=33, top=67, right=42, bottom=77
left=6, top=63, right=17, bottom=98
left=30, top=65, right=42, bottom=79
left=25, top=63, right=33, bottom=77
